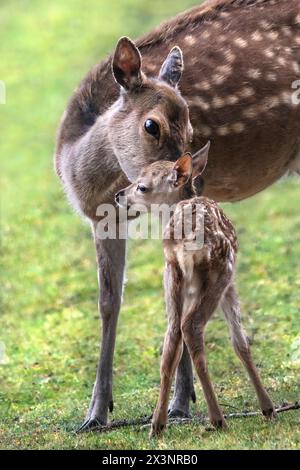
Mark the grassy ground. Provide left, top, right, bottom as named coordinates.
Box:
left=1, top=0, right=300, bottom=450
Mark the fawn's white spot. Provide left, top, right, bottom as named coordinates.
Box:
left=243, top=106, right=258, bottom=119
left=280, top=91, right=292, bottom=105
left=263, top=96, right=280, bottom=110
left=277, top=57, right=286, bottom=66
left=292, top=62, right=300, bottom=74
left=264, top=48, right=275, bottom=59
left=239, top=87, right=255, bottom=98
left=266, top=72, right=277, bottom=81
left=246, top=68, right=262, bottom=79
left=212, top=96, right=226, bottom=108
left=226, top=95, right=239, bottom=105
left=295, top=13, right=300, bottom=25
left=295, top=36, right=300, bottom=45
left=266, top=31, right=279, bottom=40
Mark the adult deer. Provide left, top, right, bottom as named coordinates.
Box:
left=55, top=0, right=300, bottom=431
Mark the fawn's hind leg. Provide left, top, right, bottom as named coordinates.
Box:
left=221, top=284, right=276, bottom=418
left=181, top=288, right=228, bottom=429
left=150, top=262, right=184, bottom=438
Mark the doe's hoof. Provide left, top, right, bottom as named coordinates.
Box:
left=76, top=417, right=106, bottom=433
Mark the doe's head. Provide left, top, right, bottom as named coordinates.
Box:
left=115, top=141, right=210, bottom=210
left=108, top=37, right=193, bottom=181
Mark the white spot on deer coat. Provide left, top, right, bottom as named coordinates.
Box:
left=234, top=37, right=248, bottom=48
left=202, top=30, right=210, bottom=40
left=292, top=62, right=300, bottom=74
left=195, top=81, right=210, bottom=91
left=232, top=122, right=245, bottom=133
left=212, top=74, right=227, bottom=85
left=191, top=97, right=210, bottom=111
left=243, top=106, right=257, bottom=119
left=223, top=49, right=236, bottom=63
left=185, top=35, right=196, bottom=46
left=226, top=95, right=239, bottom=105
left=199, top=125, right=212, bottom=137
left=264, top=48, right=275, bottom=59
left=281, top=26, right=292, bottom=37
left=252, top=31, right=263, bottom=41
left=239, top=87, right=255, bottom=98
left=217, top=125, right=230, bottom=136
left=260, top=20, right=271, bottom=30
left=247, top=68, right=261, bottom=79
left=277, top=57, right=286, bottom=66
left=212, top=96, right=226, bottom=108
left=266, top=72, right=277, bottom=81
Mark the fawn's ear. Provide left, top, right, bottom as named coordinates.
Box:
left=158, top=46, right=184, bottom=87
left=112, top=37, right=143, bottom=90
left=192, top=141, right=210, bottom=178
left=169, top=153, right=193, bottom=187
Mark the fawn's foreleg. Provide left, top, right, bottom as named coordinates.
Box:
left=150, top=262, right=184, bottom=437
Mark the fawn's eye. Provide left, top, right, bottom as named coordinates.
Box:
left=137, top=184, right=147, bottom=193
left=144, top=119, right=160, bottom=139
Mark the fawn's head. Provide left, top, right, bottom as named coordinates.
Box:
left=108, top=37, right=193, bottom=181
left=115, top=141, right=210, bottom=209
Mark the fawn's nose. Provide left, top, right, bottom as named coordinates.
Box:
left=115, top=189, right=125, bottom=204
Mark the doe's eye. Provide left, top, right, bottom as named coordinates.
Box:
left=137, top=184, right=147, bottom=193
left=144, top=119, right=160, bottom=138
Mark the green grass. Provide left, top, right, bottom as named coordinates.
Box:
left=1, top=0, right=300, bottom=450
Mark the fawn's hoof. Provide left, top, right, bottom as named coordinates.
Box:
left=211, top=417, right=227, bottom=430
left=262, top=407, right=277, bottom=420
left=149, top=421, right=166, bottom=438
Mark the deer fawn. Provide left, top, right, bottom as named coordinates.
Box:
left=116, top=142, right=275, bottom=437
left=55, top=0, right=299, bottom=429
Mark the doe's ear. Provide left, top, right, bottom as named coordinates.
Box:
left=192, top=141, right=210, bottom=178
left=112, top=37, right=143, bottom=90
left=158, top=46, right=184, bottom=88
left=169, top=153, right=193, bottom=187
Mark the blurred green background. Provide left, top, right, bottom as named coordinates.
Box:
left=0, top=0, right=299, bottom=449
